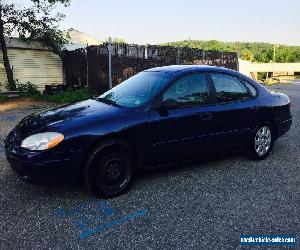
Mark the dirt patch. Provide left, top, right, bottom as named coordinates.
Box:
left=0, top=98, right=54, bottom=112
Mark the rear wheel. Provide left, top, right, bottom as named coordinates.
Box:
left=84, top=145, right=134, bottom=198
left=248, top=124, right=274, bottom=160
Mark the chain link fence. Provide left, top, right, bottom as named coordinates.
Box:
left=63, top=43, right=238, bottom=93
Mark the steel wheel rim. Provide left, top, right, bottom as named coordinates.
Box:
left=95, top=153, right=132, bottom=192
left=255, top=126, right=272, bottom=156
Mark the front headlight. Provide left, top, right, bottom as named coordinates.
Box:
left=21, top=132, right=64, bottom=151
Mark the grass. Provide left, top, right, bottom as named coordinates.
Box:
left=43, top=88, right=96, bottom=104
left=264, top=78, right=281, bottom=85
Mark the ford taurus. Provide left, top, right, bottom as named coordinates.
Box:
left=4, top=65, right=292, bottom=197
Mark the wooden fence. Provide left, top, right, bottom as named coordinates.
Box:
left=63, top=43, right=238, bottom=93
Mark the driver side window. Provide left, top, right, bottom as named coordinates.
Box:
left=162, top=73, right=209, bottom=108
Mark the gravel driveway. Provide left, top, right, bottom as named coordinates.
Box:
left=0, top=81, right=299, bottom=249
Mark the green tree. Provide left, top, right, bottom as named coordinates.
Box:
left=276, top=47, right=291, bottom=63
left=240, top=49, right=254, bottom=61
left=0, top=0, right=70, bottom=90
left=161, top=40, right=300, bottom=64
left=106, top=37, right=126, bottom=44
left=205, top=40, right=223, bottom=51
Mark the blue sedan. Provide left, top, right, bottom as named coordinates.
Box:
left=5, top=65, right=292, bottom=198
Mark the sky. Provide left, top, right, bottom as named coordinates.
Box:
left=18, top=0, right=300, bottom=45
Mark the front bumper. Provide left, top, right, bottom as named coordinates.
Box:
left=5, top=148, right=83, bottom=184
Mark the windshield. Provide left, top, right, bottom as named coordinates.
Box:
left=98, top=72, right=171, bottom=108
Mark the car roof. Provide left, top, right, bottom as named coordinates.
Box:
left=144, top=65, right=238, bottom=75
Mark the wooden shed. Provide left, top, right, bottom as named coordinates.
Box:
left=0, top=38, right=63, bottom=91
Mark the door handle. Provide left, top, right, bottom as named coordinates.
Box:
left=199, top=113, right=213, bottom=120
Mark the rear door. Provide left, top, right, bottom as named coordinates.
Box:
left=146, top=72, right=216, bottom=164
left=207, top=72, right=259, bottom=151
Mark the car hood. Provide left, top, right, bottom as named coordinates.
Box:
left=16, top=99, right=122, bottom=137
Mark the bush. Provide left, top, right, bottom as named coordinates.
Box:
left=257, top=72, right=267, bottom=81
left=17, top=81, right=42, bottom=98
left=0, top=92, right=8, bottom=102
left=44, top=88, right=96, bottom=104
left=1, top=80, right=96, bottom=104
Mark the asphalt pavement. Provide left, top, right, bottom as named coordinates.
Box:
left=0, top=80, right=299, bottom=249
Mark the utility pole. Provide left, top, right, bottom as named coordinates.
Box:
left=273, top=44, right=279, bottom=77
left=273, top=44, right=279, bottom=63
left=176, top=46, right=180, bottom=65
left=108, top=37, right=112, bottom=89
left=273, top=44, right=276, bottom=63
left=85, top=44, right=89, bottom=87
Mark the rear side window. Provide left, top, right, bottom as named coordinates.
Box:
left=162, top=73, right=209, bottom=108
left=211, top=73, right=250, bottom=103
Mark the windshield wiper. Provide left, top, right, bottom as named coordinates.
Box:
left=95, top=97, right=119, bottom=106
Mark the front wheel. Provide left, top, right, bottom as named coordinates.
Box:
left=84, top=147, right=133, bottom=198
left=247, top=124, right=274, bottom=160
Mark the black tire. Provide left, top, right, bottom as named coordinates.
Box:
left=84, top=143, right=134, bottom=198
left=247, top=123, right=274, bottom=160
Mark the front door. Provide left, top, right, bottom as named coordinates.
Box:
left=147, top=72, right=216, bottom=164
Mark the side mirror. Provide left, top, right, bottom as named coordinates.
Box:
left=160, top=98, right=178, bottom=109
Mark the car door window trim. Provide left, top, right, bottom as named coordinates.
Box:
left=149, top=71, right=213, bottom=111
left=208, top=72, right=255, bottom=105
left=239, top=77, right=259, bottom=99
